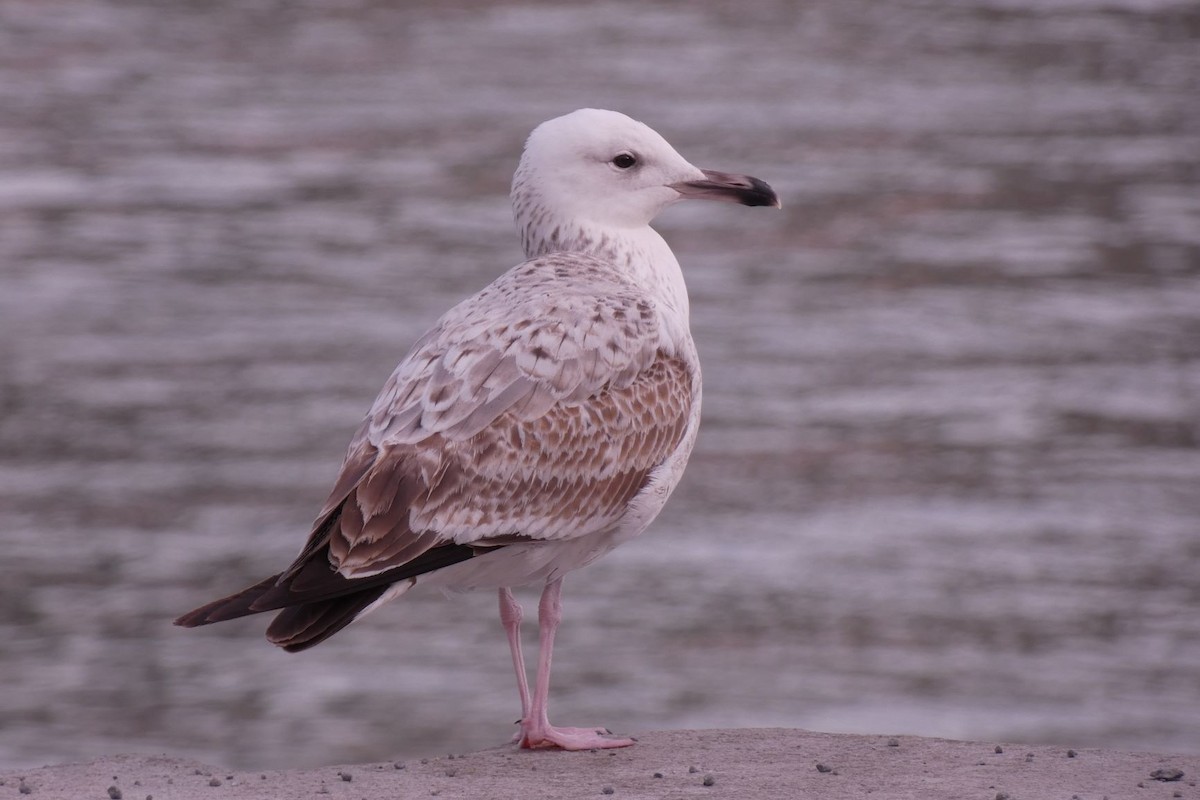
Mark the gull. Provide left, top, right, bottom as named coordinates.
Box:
left=176, top=108, right=779, bottom=751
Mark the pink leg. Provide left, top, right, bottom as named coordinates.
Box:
left=516, top=578, right=635, bottom=750
left=498, top=588, right=530, bottom=723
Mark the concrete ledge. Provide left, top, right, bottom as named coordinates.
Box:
left=2, top=729, right=1195, bottom=800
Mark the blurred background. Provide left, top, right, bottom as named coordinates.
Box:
left=1, top=0, right=1198, bottom=771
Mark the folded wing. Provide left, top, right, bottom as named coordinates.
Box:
left=175, top=255, right=698, bottom=650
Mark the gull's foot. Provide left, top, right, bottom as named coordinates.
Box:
left=517, top=723, right=636, bottom=750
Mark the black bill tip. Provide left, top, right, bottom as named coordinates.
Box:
left=737, top=175, right=782, bottom=208
left=672, top=168, right=781, bottom=209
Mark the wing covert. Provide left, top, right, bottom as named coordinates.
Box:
left=284, top=253, right=697, bottom=583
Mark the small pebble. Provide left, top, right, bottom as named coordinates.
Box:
left=887, top=738, right=900, bottom=747
left=18, top=781, right=32, bottom=796
left=702, top=774, right=715, bottom=787
left=107, top=787, right=123, bottom=800
left=1067, top=750, right=1077, bottom=758
left=1152, top=768, right=1185, bottom=782
left=339, top=771, right=352, bottom=782
left=1025, top=753, right=1034, bottom=763
left=994, top=745, right=1004, bottom=754
left=420, top=759, right=429, bottom=765
left=394, top=761, right=407, bottom=770
left=601, top=787, right=614, bottom=795
left=208, top=777, right=221, bottom=787
left=1173, top=792, right=1183, bottom=798
left=688, top=766, right=699, bottom=774
left=995, top=793, right=1012, bottom=800
left=816, top=763, right=833, bottom=773
left=445, top=769, right=457, bottom=778
left=653, top=772, right=663, bottom=779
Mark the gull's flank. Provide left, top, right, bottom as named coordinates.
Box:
left=176, top=108, right=779, bottom=751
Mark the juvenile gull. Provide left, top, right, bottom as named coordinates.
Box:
left=176, top=108, right=779, bottom=750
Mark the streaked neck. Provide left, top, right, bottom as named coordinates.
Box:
left=518, top=211, right=691, bottom=326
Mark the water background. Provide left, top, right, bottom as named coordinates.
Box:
left=1, top=0, right=1198, bottom=769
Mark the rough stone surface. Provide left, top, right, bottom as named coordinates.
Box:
left=2, top=729, right=1196, bottom=800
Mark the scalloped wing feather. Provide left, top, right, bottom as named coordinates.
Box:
left=285, top=253, right=697, bottom=582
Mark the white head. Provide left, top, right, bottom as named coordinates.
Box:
left=511, top=109, right=778, bottom=255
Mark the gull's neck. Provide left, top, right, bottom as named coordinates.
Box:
left=513, top=203, right=692, bottom=330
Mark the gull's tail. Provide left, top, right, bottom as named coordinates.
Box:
left=173, top=575, right=390, bottom=653
left=265, top=587, right=392, bottom=652
left=174, top=542, right=478, bottom=652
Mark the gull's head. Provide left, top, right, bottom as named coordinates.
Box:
left=512, top=108, right=779, bottom=233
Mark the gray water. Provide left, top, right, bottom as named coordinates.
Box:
left=2, top=0, right=1199, bottom=770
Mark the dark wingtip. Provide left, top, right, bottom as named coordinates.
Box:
left=174, top=573, right=283, bottom=627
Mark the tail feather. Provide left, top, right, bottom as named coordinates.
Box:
left=266, top=586, right=390, bottom=652
left=173, top=541, right=483, bottom=650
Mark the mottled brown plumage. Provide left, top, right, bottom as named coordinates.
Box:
left=176, top=108, right=778, bottom=750
left=175, top=255, right=697, bottom=647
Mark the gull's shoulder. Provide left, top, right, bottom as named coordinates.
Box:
left=365, top=252, right=693, bottom=448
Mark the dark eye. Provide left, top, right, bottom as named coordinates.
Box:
left=612, top=152, right=637, bottom=170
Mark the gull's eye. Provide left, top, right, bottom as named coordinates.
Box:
left=611, top=152, right=638, bottom=170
